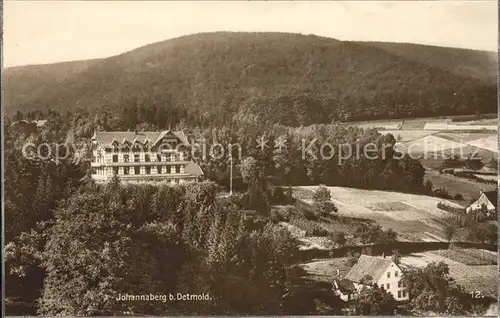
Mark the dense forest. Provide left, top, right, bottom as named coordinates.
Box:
left=4, top=32, right=497, bottom=126
left=4, top=105, right=432, bottom=315
left=4, top=31, right=497, bottom=315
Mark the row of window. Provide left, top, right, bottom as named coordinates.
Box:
left=382, top=280, right=405, bottom=290
left=111, top=166, right=182, bottom=175
left=103, top=143, right=178, bottom=153
left=111, top=154, right=181, bottom=163
left=397, top=290, right=407, bottom=298
left=387, top=271, right=398, bottom=278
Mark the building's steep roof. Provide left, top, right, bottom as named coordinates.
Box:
left=484, top=191, right=497, bottom=208
left=468, top=191, right=497, bottom=210
left=184, top=162, right=204, bottom=176
left=334, top=278, right=356, bottom=293
left=344, top=255, right=393, bottom=283
left=93, top=130, right=189, bottom=147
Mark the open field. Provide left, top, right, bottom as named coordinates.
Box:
left=450, top=248, right=497, bottom=265
left=351, top=114, right=498, bottom=131
left=472, top=174, right=497, bottom=182
left=298, top=186, right=462, bottom=242
left=466, top=135, right=498, bottom=153
left=372, top=116, right=497, bottom=173
left=396, top=134, right=467, bottom=153
left=299, top=257, right=352, bottom=282
left=424, top=170, right=497, bottom=202
left=396, top=133, right=497, bottom=156
left=429, top=249, right=490, bottom=265
left=382, top=130, right=438, bottom=142
left=435, top=132, right=494, bottom=143
left=279, top=222, right=332, bottom=250
left=382, top=128, right=497, bottom=172
left=400, top=251, right=498, bottom=298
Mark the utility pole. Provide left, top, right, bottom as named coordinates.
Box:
left=229, top=152, right=233, bottom=196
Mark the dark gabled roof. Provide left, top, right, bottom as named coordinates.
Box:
left=344, top=255, right=394, bottom=283
left=484, top=191, right=497, bottom=208
left=334, top=278, right=356, bottom=293
left=468, top=191, right=498, bottom=209
left=184, top=162, right=204, bottom=176
left=92, top=130, right=189, bottom=147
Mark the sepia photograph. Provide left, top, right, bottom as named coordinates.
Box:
left=2, top=1, right=498, bottom=316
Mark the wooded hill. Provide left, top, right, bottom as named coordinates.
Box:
left=4, top=32, right=497, bottom=126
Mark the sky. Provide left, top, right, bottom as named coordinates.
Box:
left=3, top=1, right=498, bottom=68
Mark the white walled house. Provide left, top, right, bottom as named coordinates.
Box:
left=344, top=255, right=409, bottom=302
left=90, top=130, right=203, bottom=183
left=465, top=190, right=497, bottom=216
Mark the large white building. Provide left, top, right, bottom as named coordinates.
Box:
left=341, top=255, right=409, bottom=302
left=90, top=130, right=203, bottom=183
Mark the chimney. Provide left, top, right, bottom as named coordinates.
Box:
left=336, top=269, right=340, bottom=277
left=480, top=189, right=484, bottom=195
left=382, top=252, right=385, bottom=259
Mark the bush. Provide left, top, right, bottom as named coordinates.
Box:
left=305, top=225, right=328, bottom=237
left=281, top=206, right=295, bottom=221
left=270, top=209, right=285, bottom=224
left=391, top=249, right=401, bottom=265
left=286, top=186, right=294, bottom=202
left=312, top=184, right=338, bottom=217
left=434, top=186, right=452, bottom=199
left=354, top=223, right=397, bottom=244
left=271, top=186, right=287, bottom=204
left=437, top=202, right=465, bottom=214
left=289, top=217, right=328, bottom=237
left=301, top=207, right=318, bottom=221
left=453, top=193, right=464, bottom=201
left=270, top=206, right=296, bottom=223
left=361, top=247, right=374, bottom=256
left=330, top=231, right=346, bottom=247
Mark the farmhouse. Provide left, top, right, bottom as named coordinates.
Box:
left=343, top=255, right=408, bottom=302
left=466, top=190, right=497, bottom=216
left=90, top=130, right=203, bottom=183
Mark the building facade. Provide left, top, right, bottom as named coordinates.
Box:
left=344, top=255, right=409, bottom=302
left=90, top=130, right=203, bottom=183
left=466, top=190, right=497, bottom=216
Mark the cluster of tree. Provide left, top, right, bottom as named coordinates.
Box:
left=4, top=127, right=88, bottom=243
left=353, top=223, right=398, bottom=245
left=349, top=284, right=398, bottom=315
left=437, top=202, right=466, bottom=214
left=423, top=179, right=463, bottom=201
left=440, top=156, right=486, bottom=172
left=3, top=97, right=445, bottom=316
left=6, top=178, right=302, bottom=315
left=8, top=107, right=430, bottom=201
left=442, top=211, right=497, bottom=244
left=312, top=185, right=338, bottom=217
left=402, top=261, right=491, bottom=315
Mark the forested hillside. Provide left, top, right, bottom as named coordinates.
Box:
left=4, top=32, right=497, bottom=126
left=361, top=42, right=497, bottom=85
